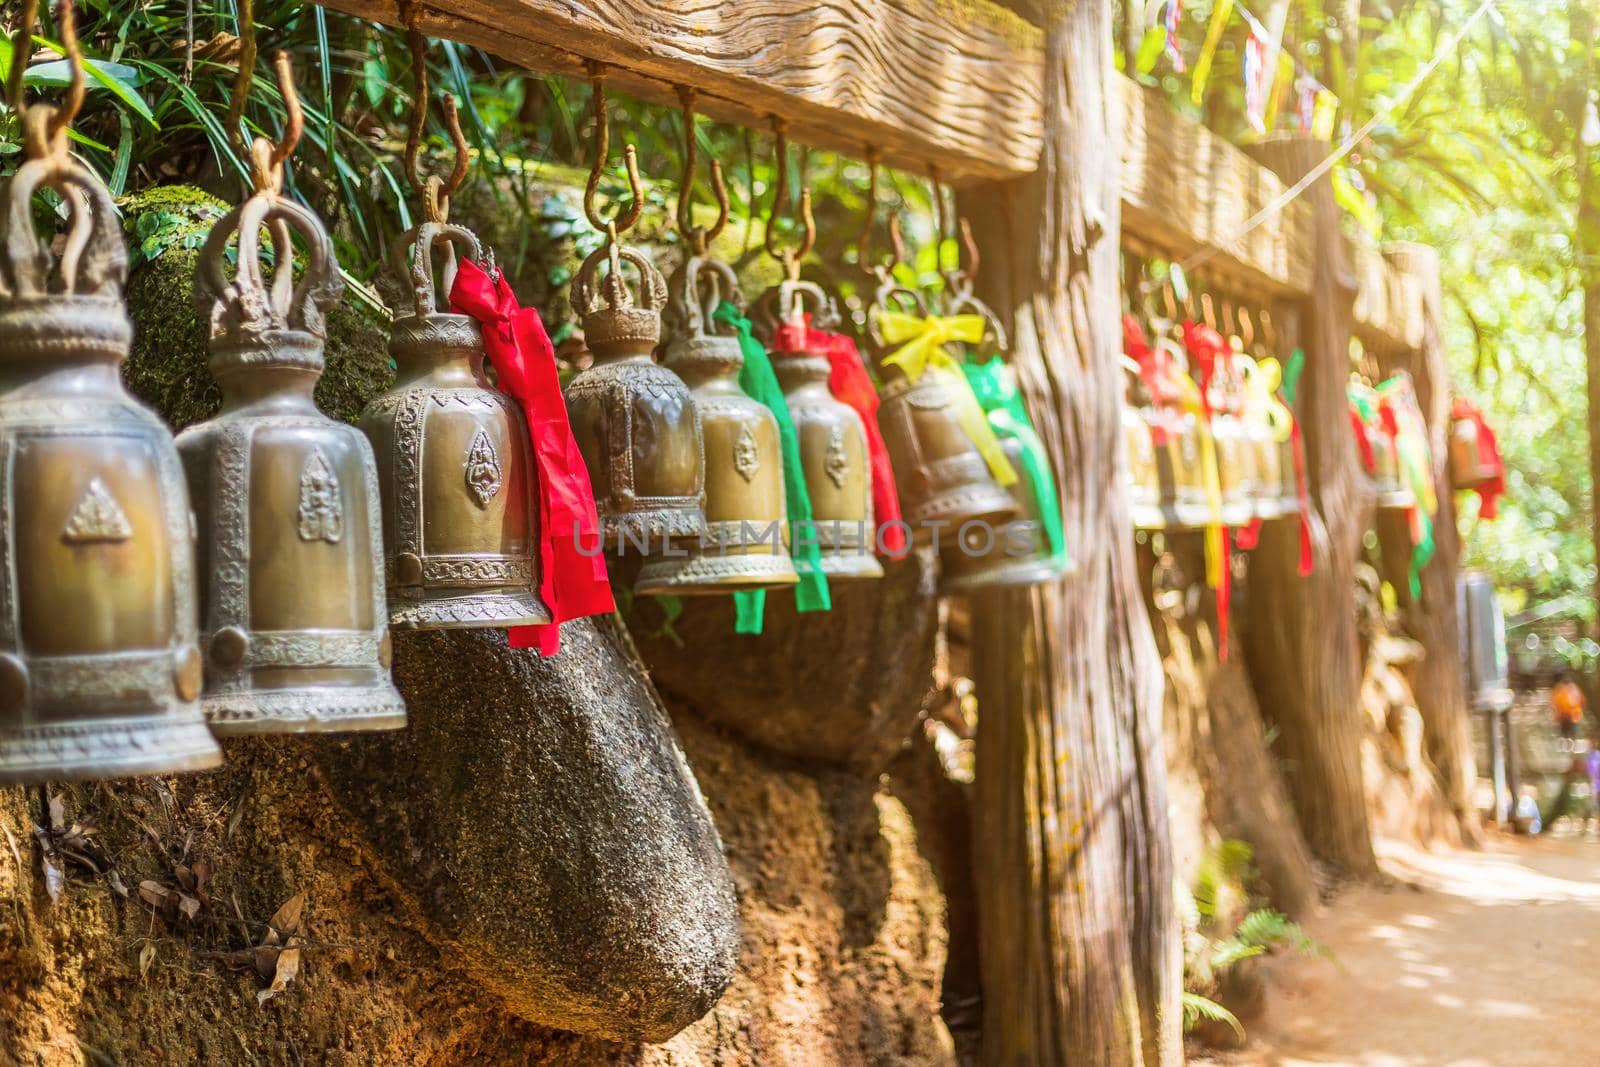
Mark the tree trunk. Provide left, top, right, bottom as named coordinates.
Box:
left=1374, top=243, right=1478, bottom=833
left=962, top=7, right=1181, bottom=1064
left=1243, top=137, right=1378, bottom=878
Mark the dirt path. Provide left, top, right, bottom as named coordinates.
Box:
left=1194, top=832, right=1600, bottom=1067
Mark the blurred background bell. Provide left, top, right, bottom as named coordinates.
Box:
left=361, top=223, right=551, bottom=629
left=0, top=112, right=219, bottom=781
left=179, top=187, right=405, bottom=735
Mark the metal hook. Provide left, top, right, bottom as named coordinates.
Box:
left=930, top=166, right=957, bottom=290
left=403, top=25, right=470, bottom=219
left=227, top=0, right=257, bottom=159
left=5, top=0, right=39, bottom=115
left=674, top=86, right=728, bottom=254
left=763, top=116, right=815, bottom=280
left=45, top=0, right=85, bottom=142
left=245, top=51, right=302, bottom=196
left=583, top=61, right=643, bottom=238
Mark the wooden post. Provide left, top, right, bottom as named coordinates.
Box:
left=962, top=3, right=1181, bottom=1063
left=1378, top=243, right=1478, bottom=831
left=1242, top=137, right=1379, bottom=878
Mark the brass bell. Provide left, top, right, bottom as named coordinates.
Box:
left=870, top=282, right=1018, bottom=546
left=941, top=334, right=1070, bottom=592
left=661, top=255, right=799, bottom=592
left=1350, top=381, right=1413, bottom=508
left=760, top=282, right=884, bottom=580
left=1450, top=409, right=1500, bottom=490
left=565, top=241, right=713, bottom=595
left=1204, top=362, right=1256, bottom=527
left=361, top=224, right=551, bottom=629
left=1236, top=354, right=1283, bottom=520
left=0, top=108, right=220, bottom=780
left=1123, top=359, right=1167, bottom=530
left=177, top=185, right=405, bottom=735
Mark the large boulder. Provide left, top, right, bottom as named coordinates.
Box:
left=314, top=622, right=740, bottom=1041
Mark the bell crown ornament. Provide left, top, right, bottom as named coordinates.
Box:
left=178, top=80, right=407, bottom=734
left=0, top=20, right=220, bottom=781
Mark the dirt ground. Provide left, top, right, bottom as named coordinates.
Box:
left=1194, top=831, right=1600, bottom=1067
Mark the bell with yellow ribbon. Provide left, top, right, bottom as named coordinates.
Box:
left=939, top=300, right=1071, bottom=591
left=869, top=281, right=1018, bottom=547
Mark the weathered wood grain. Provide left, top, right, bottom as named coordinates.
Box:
left=1351, top=238, right=1424, bottom=353
left=318, top=0, right=1044, bottom=182
left=1119, top=78, right=1315, bottom=301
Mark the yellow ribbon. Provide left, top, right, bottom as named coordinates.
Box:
left=881, top=311, right=1018, bottom=486
left=1242, top=356, right=1294, bottom=444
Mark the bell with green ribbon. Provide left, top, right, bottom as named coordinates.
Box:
left=942, top=348, right=1072, bottom=591
left=659, top=254, right=800, bottom=594
left=868, top=281, right=1018, bottom=547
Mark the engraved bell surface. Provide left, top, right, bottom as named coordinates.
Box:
left=0, top=122, right=220, bottom=781
left=564, top=241, right=715, bottom=596
left=760, top=282, right=882, bottom=581
left=175, top=190, right=405, bottom=735
left=360, top=223, right=550, bottom=629
left=659, top=255, right=798, bottom=594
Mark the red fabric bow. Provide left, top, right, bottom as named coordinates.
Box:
left=774, top=314, right=908, bottom=558
left=450, top=258, right=615, bottom=655
left=1450, top=397, right=1505, bottom=520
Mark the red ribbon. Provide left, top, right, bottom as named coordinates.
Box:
left=450, top=258, right=615, bottom=655
left=1349, top=405, right=1376, bottom=472
left=774, top=314, right=908, bottom=558
left=1450, top=397, right=1505, bottom=520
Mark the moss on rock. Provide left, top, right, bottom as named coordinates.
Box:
left=119, top=184, right=394, bottom=429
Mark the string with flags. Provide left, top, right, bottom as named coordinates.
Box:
left=1171, top=0, right=1339, bottom=139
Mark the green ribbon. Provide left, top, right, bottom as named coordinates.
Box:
left=1282, top=348, right=1306, bottom=405
left=714, top=301, right=832, bottom=633
left=961, top=356, right=1067, bottom=567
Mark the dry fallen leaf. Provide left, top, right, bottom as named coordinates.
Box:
left=106, top=869, right=129, bottom=899
left=139, top=880, right=171, bottom=911
left=264, top=891, right=307, bottom=943
left=41, top=854, right=64, bottom=904
left=256, top=945, right=301, bottom=1006
left=48, top=794, right=66, bottom=833
left=138, top=942, right=156, bottom=980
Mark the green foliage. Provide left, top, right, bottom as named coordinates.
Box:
left=1178, top=840, right=1322, bottom=1040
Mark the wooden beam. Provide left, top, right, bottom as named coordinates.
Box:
left=1119, top=77, right=1315, bottom=300
left=1351, top=240, right=1425, bottom=353
left=318, top=0, right=1044, bottom=183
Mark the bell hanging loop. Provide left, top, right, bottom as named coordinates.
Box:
left=0, top=0, right=220, bottom=780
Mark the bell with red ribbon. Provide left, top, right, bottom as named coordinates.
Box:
left=361, top=220, right=552, bottom=629
left=760, top=281, right=884, bottom=580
